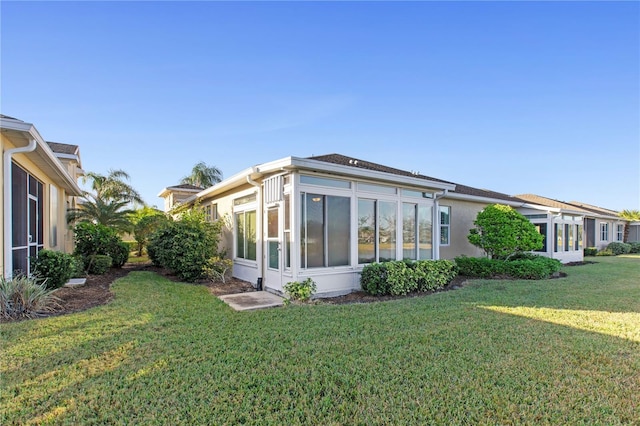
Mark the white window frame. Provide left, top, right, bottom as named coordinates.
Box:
left=616, top=224, right=624, bottom=242
left=440, top=205, right=451, bottom=246
left=600, top=223, right=609, bottom=242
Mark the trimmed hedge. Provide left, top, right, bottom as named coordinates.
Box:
left=606, top=242, right=631, bottom=255
left=455, top=255, right=561, bottom=280
left=361, top=260, right=458, bottom=296
left=30, top=250, right=74, bottom=290
left=584, top=247, right=598, bottom=257
left=629, top=242, right=640, bottom=254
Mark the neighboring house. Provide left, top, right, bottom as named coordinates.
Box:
left=1, top=115, right=83, bottom=278
left=159, top=153, right=584, bottom=297
left=514, top=194, right=587, bottom=264
left=565, top=201, right=629, bottom=249
left=157, top=184, right=203, bottom=212
left=628, top=222, right=640, bottom=243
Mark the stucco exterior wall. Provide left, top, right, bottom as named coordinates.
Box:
left=438, top=198, right=486, bottom=260
left=2, top=133, right=78, bottom=275
left=200, top=183, right=261, bottom=286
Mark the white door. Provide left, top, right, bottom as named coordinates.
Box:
left=264, top=206, right=282, bottom=291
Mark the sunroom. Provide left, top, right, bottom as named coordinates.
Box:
left=186, top=155, right=455, bottom=297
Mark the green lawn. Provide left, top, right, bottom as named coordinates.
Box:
left=2, top=256, right=639, bottom=425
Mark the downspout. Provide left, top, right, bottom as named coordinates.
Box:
left=433, top=189, right=449, bottom=260
left=246, top=168, right=262, bottom=289
left=4, top=137, right=38, bottom=279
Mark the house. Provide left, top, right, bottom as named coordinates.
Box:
left=1, top=115, right=83, bottom=278
left=157, top=184, right=203, bottom=212
left=566, top=201, right=629, bottom=248
left=514, top=194, right=587, bottom=264
left=516, top=195, right=628, bottom=252
left=160, top=153, right=585, bottom=297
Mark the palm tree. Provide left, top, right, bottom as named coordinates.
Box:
left=619, top=209, right=640, bottom=242
left=84, top=169, right=144, bottom=205
left=67, top=169, right=143, bottom=233
left=181, top=161, right=223, bottom=189
left=67, top=194, right=134, bottom=232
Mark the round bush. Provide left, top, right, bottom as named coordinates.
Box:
left=606, top=242, right=631, bottom=255
left=30, top=250, right=74, bottom=289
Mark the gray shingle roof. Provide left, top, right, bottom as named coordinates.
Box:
left=47, top=141, right=79, bottom=155
left=307, top=153, right=522, bottom=203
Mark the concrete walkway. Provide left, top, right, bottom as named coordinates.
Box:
left=218, top=291, right=284, bottom=311
left=64, top=278, right=87, bottom=288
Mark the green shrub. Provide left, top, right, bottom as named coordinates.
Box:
left=629, top=242, right=640, bottom=254
left=87, top=255, right=112, bottom=275
left=455, top=256, right=504, bottom=278
left=203, top=257, right=233, bottom=284
left=412, top=260, right=458, bottom=292
left=70, top=255, right=86, bottom=278
left=30, top=250, right=74, bottom=290
left=504, top=257, right=561, bottom=280
left=284, top=278, right=317, bottom=303
left=109, top=241, right=130, bottom=268
left=148, top=208, right=223, bottom=282
left=455, top=255, right=561, bottom=280
left=359, top=263, right=388, bottom=296
left=468, top=204, right=543, bottom=259
left=596, top=249, right=613, bottom=257
left=360, top=260, right=458, bottom=296
left=74, top=222, right=129, bottom=268
left=606, top=242, right=631, bottom=255
left=0, top=274, right=61, bottom=319
left=584, top=247, right=598, bottom=257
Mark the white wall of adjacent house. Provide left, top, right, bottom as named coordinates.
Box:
left=595, top=218, right=626, bottom=250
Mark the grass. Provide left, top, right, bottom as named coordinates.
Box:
left=1, top=255, right=639, bottom=425
left=126, top=253, right=150, bottom=264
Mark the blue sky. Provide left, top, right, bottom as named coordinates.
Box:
left=2, top=1, right=638, bottom=210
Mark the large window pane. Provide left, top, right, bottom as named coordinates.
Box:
left=246, top=211, right=257, bottom=261
left=358, top=199, right=376, bottom=264
left=50, top=186, right=58, bottom=247
left=327, top=196, right=350, bottom=266
left=403, top=203, right=417, bottom=260
left=306, top=194, right=325, bottom=267
left=12, top=163, right=27, bottom=247
left=535, top=223, right=547, bottom=252
left=379, top=201, right=396, bottom=262
left=267, top=208, right=278, bottom=238
left=418, top=205, right=432, bottom=259
left=235, top=213, right=245, bottom=259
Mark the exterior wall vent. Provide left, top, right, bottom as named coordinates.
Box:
left=264, top=175, right=283, bottom=204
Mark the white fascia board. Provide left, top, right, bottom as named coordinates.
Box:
left=443, top=191, right=524, bottom=207
left=288, top=157, right=456, bottom=191
left=1, top=117, right=83, bottom=196
left=183, top=154, right=459, bottom=206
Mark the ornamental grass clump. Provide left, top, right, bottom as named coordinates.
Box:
left=0, top=275, right=61, bottom=319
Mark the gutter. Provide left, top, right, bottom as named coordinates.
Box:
left=3, top=137, right=37, bottom=279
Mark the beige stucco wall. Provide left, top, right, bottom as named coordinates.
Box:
left=438, top=198, right=486, bottom=260
left=1, top=134, right=76, bottom=275
left=199, top=182, right=260, bottom=284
